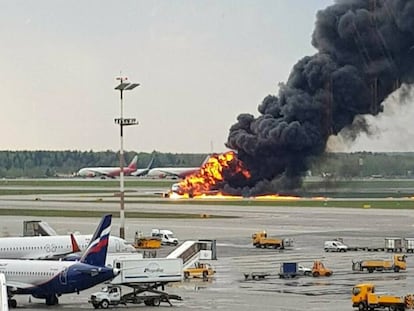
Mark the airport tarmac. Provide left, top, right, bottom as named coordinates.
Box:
left=1, top=196, right=414, bottom=310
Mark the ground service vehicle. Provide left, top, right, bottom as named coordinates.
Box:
left=352, top=254, right=406, bottom=273
left=151, top=229, right=179, bottom=246
left=324, top=240, right=348, bottom=252
left=312, top=260, right=332, bottom=277
left=89, top=257, right=183, bottom=308
left=252, top=231, right=284, bottom=249
left=89, top=285, right=182, bottom=308
left=385, top=237, right=404, bottom=252
left=352, top=283, right=414, bottom=311
left=184, top=262, right=215, bottom=280
left=134, top=231, right=161, bottom=249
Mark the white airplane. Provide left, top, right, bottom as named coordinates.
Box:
left=1, top=214, right=119, bottom=307
left=77, top=155, right=138, bottom=178
left=0, top=273, right=8, bottom=311
left=0, top=233, right=135, bottom=260
left=146, top=155, right=210, bottom=179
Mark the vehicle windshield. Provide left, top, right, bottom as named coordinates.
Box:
left=352, top=287, right=361, bottom=296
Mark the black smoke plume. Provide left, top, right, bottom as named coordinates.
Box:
left=225, top=0, right=414, bottom=196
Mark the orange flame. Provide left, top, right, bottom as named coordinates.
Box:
left=171, top=151, right=250, bottom=197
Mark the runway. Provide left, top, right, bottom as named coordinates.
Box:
left=1, top=194, right=414, bottom=310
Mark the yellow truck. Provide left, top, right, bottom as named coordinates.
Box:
left=352, top=254, right=406, bottom=273
left=252, top=231, right=284, bottom=249
left=352, top=283, right=414, bottom=311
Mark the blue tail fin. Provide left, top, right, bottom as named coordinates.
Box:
left=80, top=214, right=112, bottom=266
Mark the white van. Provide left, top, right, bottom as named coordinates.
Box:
left=324, top=240, right=348, bottom=252
left=151, top=229, right=179, bottom=246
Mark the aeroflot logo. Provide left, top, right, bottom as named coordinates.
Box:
left=144, top=263, right=164, bottom=274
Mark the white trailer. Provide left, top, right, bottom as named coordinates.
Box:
left=89, top=258, right=183, bottom=308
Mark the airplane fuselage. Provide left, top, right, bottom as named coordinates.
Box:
left=0, top=260, right=115, bottom=297
left=0, top=235, right=134, bottom=260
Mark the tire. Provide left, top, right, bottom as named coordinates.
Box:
left=312, top=271, right=319, bottom=277
left=152, top=297, right=161, bottom=307
left=358, top=302, right=366, bottom=311
left=184, top=271, right=190, bottom=279
left=394, top=266, right=400, bottom=272
left=324, top=248, right=329, bottom=252
left=202, top=270, right=208, bottom=280
left=326, top=272, right=332, bottom=277
left=144, top=299, right=153, bottom=306
left=389, top=306, right=397, bottom=311
left=368, top=269, right=374, bottom=273
left=100, top=300, right=109, bottom=309
left=8, top=299, right=17, bottom=308
left=93, top=303, right=100, bottom=309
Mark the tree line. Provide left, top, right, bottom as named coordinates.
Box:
left=1, top=150, right=414, bottom=179
left=0, top=151, right=207, bottom=178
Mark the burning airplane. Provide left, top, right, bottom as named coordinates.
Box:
left=172, top=1, right=414, bottom=198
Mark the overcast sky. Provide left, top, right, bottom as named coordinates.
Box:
left=3, top=0, right=407, bottom=154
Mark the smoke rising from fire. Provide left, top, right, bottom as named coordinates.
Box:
left=225, top=0, right=414, bottom=195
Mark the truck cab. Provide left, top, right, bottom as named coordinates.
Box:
left=89, top=286, right=122, bottom=309
left=151, top=229, right=179, bottom=246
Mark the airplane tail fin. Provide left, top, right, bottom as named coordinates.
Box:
left=127, top=155, right=138, bottom=170
left=80, top=214, right=112, bottom=267
left=146, top=156, right=155, bottom=170
left=70, top=233, right=81, bottom=253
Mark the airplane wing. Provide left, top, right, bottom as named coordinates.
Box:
left=26, top=234, right=82, bottom=261
left=6, top=280, right=34, bottom=292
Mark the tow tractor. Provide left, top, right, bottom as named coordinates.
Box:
left=312, top=260, right=332, bottom=277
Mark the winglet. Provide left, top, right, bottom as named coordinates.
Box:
left=70, top=233, right=81, bottom=253
left=80, top=214, right=112, bottom=266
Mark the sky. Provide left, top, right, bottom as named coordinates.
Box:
left=2, top=0, right=409, bottom=154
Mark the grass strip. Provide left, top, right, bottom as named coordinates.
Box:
left=0, top=208, right=234, bottom=219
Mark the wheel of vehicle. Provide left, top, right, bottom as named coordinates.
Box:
left=92, top=303, right=100, bottom=309
left=100, top=300, right=109, bottom=309
left=326, top=272, right=332, bottom=277
left=152, top=297, right=161, bottom=307
left=394, top=266, right=400, bottom=272
left=324, top=248, right=329, bottom=252
left=184, top=271, right=190, bottom=279
left=358, top=301, right=366, bottom=311
left=144, top=299, right=153, bottom=306
left=389, top=306, right=397, bottom=311
left=312, top=271, right=319, bottom=277
left=368, top=268, right=374, bottom=273
left=202, top=271, right=208, bottom=280
left=8, top=299, right=17, bottom=308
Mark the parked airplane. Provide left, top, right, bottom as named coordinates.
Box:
left=0, top=273, right=8, bottom=311
left=77, top=155, right=138, bottom=178
left=146, top=155, right=210, bottom=179
left=1, top=214, right=119, bottom=307
left=0, top=232, right=135, bottom=260
left=130, top=156, right=155, bottom=177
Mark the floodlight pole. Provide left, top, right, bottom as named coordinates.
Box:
left=114, top=77, right=139, bottom=239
